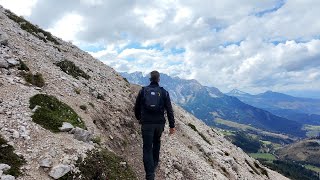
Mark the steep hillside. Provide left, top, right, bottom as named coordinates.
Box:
left=121, top=72, right=305, bottom=137
left=276, top=138, right=320, bottom=166
left=228, top=89, right=320, bottom=125
left=0, top=6, right=288, bottom=180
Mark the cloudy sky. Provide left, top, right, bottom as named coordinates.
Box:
left=1, top=0, right=320, bottom=98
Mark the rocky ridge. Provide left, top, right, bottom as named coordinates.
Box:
left=0, top=6, right=288, bottom=180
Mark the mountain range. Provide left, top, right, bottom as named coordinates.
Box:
left=227, top=89, right=320, bottom=126
left=121, top=72, right=305, bottom=137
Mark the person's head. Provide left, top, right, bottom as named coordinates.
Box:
left=149, top=70, right=160, bottom=83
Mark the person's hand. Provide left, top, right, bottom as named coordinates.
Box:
left=169, top=128, right=175, bottom=135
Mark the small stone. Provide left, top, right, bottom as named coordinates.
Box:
left=39, top=158, right=52, bottom=168
left=6, top=59, right=19, bottom=67
left=0, top=59, right=9, bottom=69
left=31, top=105, right=41, bottom=112
left=0, top=164, right=11, bottom=172
left=109, top=135, right=114, bottom=140
left=119, top=162, right=127, bottom=166
left=49, top=164, right=71, bottom=179
left=0, top=31, right=9, bottom=46
left=0, top=175, right=15, bottom=180
left=58, top=122, right=74, bottom=132
left=73, top=127, right=92, bottom=142
left=34, top=87, right=42, bottom=90
left=12, top=130, right=20, bottom=139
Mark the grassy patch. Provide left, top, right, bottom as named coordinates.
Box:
left=22, top=72, right=45, bottom=87
left=97, top=93, right=105, bottom=100
left=18, top=60, right=30, bottom=71
left=92, top=136, right=101, bottom=145
left=29, top=94, right=85, bottom=132
left=74, top=88, right=81, bottom=94
left=187, top=123, right=212, bottom=145
left=62, top=149, right=137, bottom=180
left=305, top=164, right=320, bottom=173
left=56, top=60, right=90, bottom=80
left=0, top=136, right=26, bottom=177
left=5, top=10, right=60, bottom=45
left=88, top=102, right=95, bottom=108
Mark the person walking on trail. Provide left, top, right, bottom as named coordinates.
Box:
left=134, top=70, right=175, bottom=180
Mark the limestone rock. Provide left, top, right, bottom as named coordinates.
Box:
left=49, top=165, right=71, bottom=179
left=59, top=122, right=74, bottom=132
left=0, top=164, right=10, bottom=172
left=6, top=59, right=19, bottom=67
left=0, top=175, right=15, bottom=180
left=12, top=130, right=20, bottom=139
left=73, top=127, right=92, bottom=142
left=0, top=31, right=8, bottom=46
left=0, top=59, right=9, bottom=69
left=39, top=158, right=52, bottom=168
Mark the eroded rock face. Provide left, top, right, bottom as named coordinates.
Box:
left=49, top=164, right=71, bottom=179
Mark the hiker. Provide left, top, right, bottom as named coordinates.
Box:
left=134, top=70, right=175, bottom=180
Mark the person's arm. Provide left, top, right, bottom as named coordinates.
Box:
left=134, top=89, right=143, bottom=122
left=164, top=91, right=175, bottom=129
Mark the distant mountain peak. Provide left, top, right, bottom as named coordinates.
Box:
left=228, top=89, right=250, bottom=95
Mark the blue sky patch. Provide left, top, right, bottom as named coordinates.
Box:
left=80, top=44, right=105, bottom=53
left=254, top=0, right=286, bottom=17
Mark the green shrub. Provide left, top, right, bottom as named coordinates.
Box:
left=0, top=136, right=26, bottom=177
left=18, top=60, right=30, bottom=71
left=188, top=123, right=212, bottom=145
left=88, top=102, right=95, bottom=108
left=56, top=60, right=90, bottom=80
left=74, top=88, right=81, bottom=94
left=23, top=72, right=45, bottom=87
left=80, top=105, right=87, bottom=111
left=97, top=93, right=105, bottom=100
left=61, top=149, right=137, bottom=180
left=188, top=123, right=197, bottom=132
left=92, top=136, right=101, bottom=145
left=29, top=94, right=85, bottom=132
left=5, top=10, right=60, bottom=45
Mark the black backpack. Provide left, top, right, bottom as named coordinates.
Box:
left=142, top=86, right=163, bottom=112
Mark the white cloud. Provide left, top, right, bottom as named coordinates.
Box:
left=0, top=0, right=37, bottom=16
left=1, top=0, right=320, bottom=96
left=47, top=13, right=84, bottom=42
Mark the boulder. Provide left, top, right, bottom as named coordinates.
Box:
left=0, top=31, right=9, bottom=46
left=0, top=59, right=9, bottom=69
left=73, top=127, right=92, bottom=142
left=39, top=158, right=52, bottom=168
left=0, top=175, right=15, bottom=180
left=0, top=164, right=10, bottom=172
left=59, top=122, right=74, bottom=132
left=6, top=59, right=19, bottom=67
left=49, top=165, right=71, bottom=179
left=12, top=130, right=20, bottom=139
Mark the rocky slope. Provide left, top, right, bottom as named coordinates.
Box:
left=0, top=6, right=289, bottom=180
